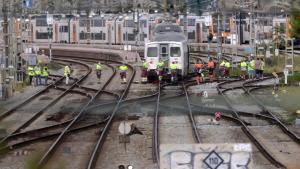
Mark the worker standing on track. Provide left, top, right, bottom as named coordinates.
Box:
left=170, top=61, right=178, bottom=83
left=27, top=65, right=35, bottom=86
left=219, top=58, right=226, bottom=78
left=141, top=60, right=149, bottom=83
left=34, top=64, right=42, bottom=86
left=96, top=61, right=102, bottom=84
left=119, top=63, right=129, bottom=84
left=248, top=57, right=255, bottom=80
left=41, top=65, right=49, bottom=85
left=157, top=59, right=164, bottom=81
left=260, top=58, right=265, bottom=79
left=255, top=57, right=262, bottom=79
left=194, top=60, right=205, bottom=85
left=224, top=60, right=231, bottom=78
left=64, top=64, right=71, bottom=85
left=240, top=59, right=248, bottom=80
left=208, top=58, right=215, bottom=82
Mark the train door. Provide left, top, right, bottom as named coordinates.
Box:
left=159, top=44, right=169, bottom=69
left=169, top=44, right=183, bottom=75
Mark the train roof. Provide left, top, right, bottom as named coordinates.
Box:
left=153, top=24, right=187, bottom=42
left=153, top=32, right=187, bottom=42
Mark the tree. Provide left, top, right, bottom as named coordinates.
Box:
left=290, top=8, right=300, bottom=40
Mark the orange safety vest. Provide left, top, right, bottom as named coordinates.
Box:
left=208, top=61, right=215, bottom=68
left=195, top=63, right=204, bottom=69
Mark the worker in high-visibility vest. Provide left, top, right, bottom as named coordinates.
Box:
left=141, top=60, right=149, bottom=83
left=170, top=61, right=178, bottom=83
left=219, top=58, right=226, bottom=78
left=224, top=60, right=231, bottom=78
left=240, top=59, right=248, bottom=80
left=207, top=58, right=215, bottom=82
left=27, top=65, right=35, bottom=86
left=96, top=62, right=102, bottom=83
left=64, top=65, right=71, bottom=85
left=34, top=65, right=42, bottom=86
left=119, top=63, right=129, bottom=84
left=157, top=59, right=165, bottom=81
left=248, top=57, right=255, bottom=80
left=41, top=65, right=49, bottom=85
left=194, top=60, right=205, bottom=85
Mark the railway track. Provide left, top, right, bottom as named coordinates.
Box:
left=216, top=77, right=300, bottom=168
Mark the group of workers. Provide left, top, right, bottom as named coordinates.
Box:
left=193, top=56, right=265, bottom=84
left=26, top=56, right=265, bottom=87
left=27, top=64, right=49, bottom=86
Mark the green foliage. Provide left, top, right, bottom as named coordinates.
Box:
left=290, top=8, right=300, bottom=39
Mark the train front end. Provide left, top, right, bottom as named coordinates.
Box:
left=145, top=41, right=186, bottom=81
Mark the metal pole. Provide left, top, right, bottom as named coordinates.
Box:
left=217, top=10, right=223, bottom=63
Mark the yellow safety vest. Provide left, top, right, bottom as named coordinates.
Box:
left=42, top=67, right=49, bottom=77
left=225, top=62, right=231, bottom=68
left=170, top=63, right=177, bottom=70
left=143, top=62, right=149, bottom=69
left=64, top=66, right=71, bottom=76
left=220, top=61, right=226, bottom=67
left=157, top=61, right=164, bottom=68
left=261, top=61, right=265, bottom=70
left=28, top=66, right=35, bottom=76
left=248, top=60, right=255, bottom=71
left=96, top=64, right=102, bottom=70
left=34, top=66, right=41, bottom=75
left=241, top=61, right=247, bottom=68
left=119, top=65, right=128, bottom=71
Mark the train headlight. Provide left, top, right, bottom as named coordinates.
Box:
left=127, top=165, right=133, bottom=169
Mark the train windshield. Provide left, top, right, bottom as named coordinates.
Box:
left=170, top=47, right=181, bottom=57
left=147, top=47, right=158, bottom=57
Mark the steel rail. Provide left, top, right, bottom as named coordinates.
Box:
left=0, top=76, right=64, bottom=121
left=1, top=117, right=110, bottom=152
left=217, top=80, right=286, bottom=168
left=0, top=58, right=92, bottom=145
left=86, top=63, right=136, bottom=169
left=243, top=78, right=300, bottom=144
left=182, top=82, right=202, bottom=143
left=35, top=57, right=117, bottom=168
left=152, top=82, right=161, bottom=166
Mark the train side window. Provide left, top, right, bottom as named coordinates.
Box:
left=170, top=47, right=181, bottom=57
left=147, top=47, right=158, bottom=57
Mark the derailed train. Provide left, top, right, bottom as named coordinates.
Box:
left=145, top=23, right=189, bottom=80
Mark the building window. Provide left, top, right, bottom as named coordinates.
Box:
left=123, top=33, right=135, bottom=41
left=80, top=31, right=87, bottom=40
left=188, top=19, right=196, bottom=26
left=59, top=26, right=69, bottom=32
left=124, top=20, right=135, bottom=27
left=140, top=33, right=147, bottom=41
left=93, top=19, right=106, bottom=27
left=80, top=20, right=88, bottom=27
left=188, top=31, right=196, bottom=39
left=36, top=31, right=49, bottom=39
left=36, top=19, right=48, bottom=26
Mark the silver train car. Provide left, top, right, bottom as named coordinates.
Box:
left=145, top=23, right=189, bottom=79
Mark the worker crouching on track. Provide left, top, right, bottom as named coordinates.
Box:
left=208, top=58, right=215, bottom=82
left=240, top=59, right=248, bottom=80
left=194, top=60, right=205, bottom=85
left=27, top=65, right=35, bottom=86
left=96, top=61, right=102, bottom=84
left=119, top=63, right=129, bottom=84
left=157, top=59, right=164, bottom=81
left=141, top=60, right=149, bottom=83
left=64, top=64, right=71, bottom=85
left=170, top=61, right=178, bottom=83
left=41, top=65, right=49, bottom=85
